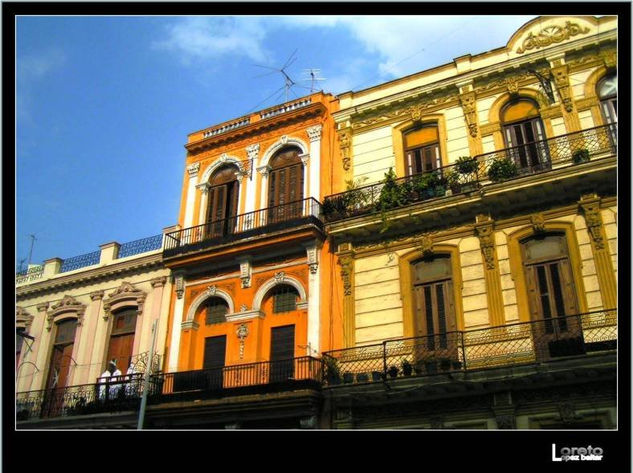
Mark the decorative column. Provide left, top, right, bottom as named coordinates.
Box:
left=196, top=182, right=209, bottom=226
left=30, top=302, right=50, bottom=391
left=257, top=165, right=271, bottom=214
left=304, top=241, right=321, bottom=355
left=474, top=214, right=505, bottom=326
left=244, top=144, right=259, bottom=214
left=183, top=162, right=200, bottom=229
left=79, top=290, right=104, bottom=384
left=306, top=125, right=322, bottom=201
left=168, top=271, right=186, bottom=372
left=579, top=194, right=617, bottom=310
left=337, top=243, right=356, bottom=347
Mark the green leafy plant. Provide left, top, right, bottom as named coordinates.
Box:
left=411, top=171, right=443, bottom=199
left=487, top=157, right=518, bottom=183
left=324, top=356, right=341, bottom=384
left=401, top=359, right=413, bottom=376
left=454, top=156, right=478, bottom=175
left=376, top=168, right=412, bottom=233
left=572, top=148, right=590, bottom=164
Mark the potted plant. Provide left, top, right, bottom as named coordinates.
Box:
left=401, top=359, right=413, bottom=376
left=387, top=365, right=399, bottom=378
left=443, top=170, right=460, bottom=194
left=454, top=156, right=478, bottom=175
left=487, top=157, right=518, bottom=183
left=572, top=148, right=590, bottom=164
left=324, top=357, right=341, bottom=385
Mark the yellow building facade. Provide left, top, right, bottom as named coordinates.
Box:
left=322, top=15, right=617, bottom=429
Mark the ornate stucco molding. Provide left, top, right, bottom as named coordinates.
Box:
left=16, top=306, right=35, bottom=330
left=174, top=272, right=186, bottom=299
left=551, top=64, right=573, bottom=112
left=516, top=21, right=590, bottom=54
left=306, top=124, right=323, bottom=142
left=186, top=162, right=200, bottom=178
left=474, top=217, right=495, bottom=270
left=237, top=257, right=252, bottom=289
left=530, top=213, right=547, bottom=235
left=102, top=281, right=147, bottom=321
left=337, top=128, right=352, bottom=171
left=579, top=194, right=605, bottom=250
left=459, top=91, right=478, bottom=137
left=46, top=295, right=86, bottom=331
left=236, top=323, right=249, bottom=360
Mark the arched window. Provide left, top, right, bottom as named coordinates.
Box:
left=207, top=165, right=240, bottom=237
left=520, top=233, right=582, bottom=359
left=46, top=318, right=77, bottom=390
left=270, top=285, right=299, bottom=313
left=501, top=98, right=549, bottom=172
left=204, top=297, right=229, bottom=325
left=597, top=73, right=617, bottom=125
left=403, top=124, right=441, bottom=176
left=106, top=308, right=137, bottom=375
left=268, top=146, right=304, bottom=222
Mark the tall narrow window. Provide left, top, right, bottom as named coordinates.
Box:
left=411, top=255, right=457, bottom=366
left=501, top=99, right=549, bottom=172
left=207, top=165, right=240, bottom=237
left=521, top=234, right=582, bottom=359
left=403, top=125, right=441, bottom=176
left=597, top=73, right=617, bottom=148
left=268, top=146, right=304, bottom=222
left=46, top=319, right=77, bottom=390
left=106, top=308, right=137, bottom=375
left=270, top=325, right=295, bottom=382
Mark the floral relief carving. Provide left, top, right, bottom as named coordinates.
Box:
left=47, top=295, right=86, bottom=331
left=459, top=91, right=478, bottom=137
left=516, top=21, right=590, bottom=54
left=102, top=281, right=146, bottom=321
left=338, top=254, right=354, bottom=297
left=474, top=217, right=496, bottom=270
left=338, top=129, right=352, bottom=171
left=551, top=65, right=573, bottom=112
left=579, top=194, right=605, bottom=250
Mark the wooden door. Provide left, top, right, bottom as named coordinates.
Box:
left=268, top=149, right=304, bottom=223
left=207, top=181, right=238, bottom=237
left=106, top=334, right=135, bottom=375
left=203, top=335, right=226, bottom=390
left=504, top=118, right=548, bottom=171
left=270, top=325, right=295, bottom=382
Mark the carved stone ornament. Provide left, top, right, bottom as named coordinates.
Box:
left=274, top=271, right=286, bottom=283
left=239, top=259, right=252, bottom=289
left=417, top=235, right=434, bottom=258
left=16, top=307, right=35, bottom=330
left=90, top=290, right=105, bottom=301
left=47, top=295, right=86, bottom=331
left=281, top=135, right=288, bottom=145
left=579, top=195, right=605, bottom=250
left=246, top=143, right=260, bottom=160
left=236, top=323, right=249, bottom=360
left=338, top=129, right=352, bottom=171
left=505, top=77, right=520, bottom=95
left=601, top=50, right=617, bottom=69
left=186, top=162, right=200, bottom=177
left=172, top=273, right=185, bottom=299
left=516, top=21, right=590, bottom=54
left=459, top=92, right=478, bottom=137
left=220, top=153, right=228, bottom=162
left=530, top=214, right=547, bottom=234
left=306, top=124, right=323, bottom=142
left=306, top=245, right=318, bottom=274
left=206, top=285, right=217, bottom=296
left=338, top=254, right=354, bottom=297
left=495, top=414, right=516, bottom=429
left=474, top=220, right=496, bottom=270
left=102, top=281, right=147, bottom=321
left=411, top=105, right=423, bottom=122
left=551, top=65, right=573, bottom=113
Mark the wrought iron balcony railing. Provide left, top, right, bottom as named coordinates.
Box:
left=16, top=373, right=147, bottom=421
left=151, top=356, right=323, bottom=402
left=164, top=197, right=323, bottom=258
left=322, top=123, right=617, bottom=223
left=322, top=309, right=616, bottom=385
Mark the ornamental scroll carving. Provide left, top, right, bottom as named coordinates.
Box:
left=551, top=65, right=573, bottom=112
left=46, top=295, right=86, bottom=331
left=516, top=22, right=590, bottom=54
left=579, top=195, right=605, bottom=250
left=102, top=281, right=147, bottom=321
left=338, top=129, right=352, bottom=171
left=459, top=91, right=478, bottom=137
left=474, top=216, right=495, bottom=270
left=338, top=254, right=354, bottom=297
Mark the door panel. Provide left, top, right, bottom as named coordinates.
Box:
left=202, top=335, right=226, bottom=390
left=106, top=333, right=135, bottom=375
left=270, top=325, right=295, bottom=382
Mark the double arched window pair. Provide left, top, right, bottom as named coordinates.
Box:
left=402, top=72, right=617, bottom=178
left=411, top=233, right=578, bottom=368
left=204, top=146, right=304, bottom=237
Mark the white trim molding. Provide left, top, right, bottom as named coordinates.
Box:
left=252, top=273, right=308, bottom=311
left=184, top=285, right=235, bottom=324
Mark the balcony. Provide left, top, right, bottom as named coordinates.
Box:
left=151, top=356, right=323, bottom=403
left=17, top=357, right=323, bottom=424
left=163, top=197, right=324, bottom=260
left=322, top=309, right=616, bottom=386
left=322, top=124, right=617, bottom=223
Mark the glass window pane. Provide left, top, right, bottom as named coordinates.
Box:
left=405, top=126, right=438, bottom=148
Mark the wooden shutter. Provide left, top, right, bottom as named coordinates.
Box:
left=270, top=325, right=295, bottom=382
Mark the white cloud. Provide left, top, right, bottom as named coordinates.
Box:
left=153, top=17, right=270, bottom=64
left=18, top=48, right=66, bottom=82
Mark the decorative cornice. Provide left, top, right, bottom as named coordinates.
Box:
left=16, top=252, right=164, bottom=300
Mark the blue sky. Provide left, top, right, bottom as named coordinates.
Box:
left=16, top=15, right=539, bottom=269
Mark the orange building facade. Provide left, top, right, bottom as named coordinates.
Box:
left=162, top=93, right=341, bottom=382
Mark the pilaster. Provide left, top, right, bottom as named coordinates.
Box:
left=337, top=242, right=356, bottom=347
left=474, top=214, right=505, bottom=326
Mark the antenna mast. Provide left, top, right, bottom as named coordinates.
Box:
left=27, top=234, right=37, bottom=266
left=302, top=69, right=326, bottom=93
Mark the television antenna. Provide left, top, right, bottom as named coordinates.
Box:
left=253, top=49, right=300, bottom=104
left=302, top=69, right=326, bottom=93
